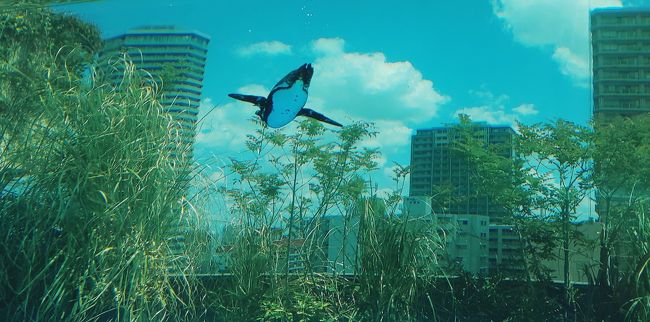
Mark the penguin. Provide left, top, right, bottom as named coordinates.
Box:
left=228, top=63, right=343, bottom=128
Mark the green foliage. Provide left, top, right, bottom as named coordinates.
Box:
left=257, top=276, right=357, bottom=321
left=0, top=6, right=207, bottom=321
left=355, top=199, right=443, bottom=321
left=452, top=116, right=595, bottom=319
left=213, top=119, right=380, bottom=320
left=517, top=120, right=592, bottom=218
left=452, top=114, right=650, bottom=321
left=623, top=199, right=650, bottom=321
left=589, top=115, right=650, bottom=321
left=0, top=0, right=100, bottom=10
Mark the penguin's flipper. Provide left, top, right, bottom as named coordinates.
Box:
left=228, top=93, right=267, bottom=106
left=297, top=108, right=343, bottom=127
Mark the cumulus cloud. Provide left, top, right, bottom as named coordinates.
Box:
left=492, top=0, right=622, bottom=86
left=453, top=89, right=537, bottom=128
left=513, top=103, right=539, bottom=116
left=237, top=40, right=292, bottom=57
left=195, top=88, right=267, bottom=156
left=454, top=106, right=518, bottom=127
left=552, top=46, right=589, bottom=82
left=310, top=37, right=450, bottom=123
left=359, top=120, right=413, bottom=155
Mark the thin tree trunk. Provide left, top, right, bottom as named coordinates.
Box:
left=563, top=197, right=571, bottom=322
left=284, top=142, right=299, bottom=298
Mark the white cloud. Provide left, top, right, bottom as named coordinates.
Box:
left=311, top=38, right=345, bottom=56
left=469, top=89, right=509, bottom=106
left=237, top=40, right=292, bottom=57
left=310, top=37, right=450, bottom=123
left=453, top=89, right=537, bottom=128
left=492, top=0, right=623, bottom=85
left=513, top=103, right=538, bottom=116
left=552, top=46, right=589, bottom=85
left=454, top=106, right=518, bottom=127
left=359, top=120, right=413, bottom=155
left=194, top=91, right=266, bottom=156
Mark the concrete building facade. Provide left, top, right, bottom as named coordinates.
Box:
left=592, top=8, right=650, bottom=118
left=591, top=8, right=649, bottom=275
left=488, top=224, right=525, bottom=275
left=409, top=123, right=515, bottom=219
left=403, top=197, right=489, bottom=275
left=100, top=26, right=210, bottom=165
left=437, top=213, right=490, bottom=275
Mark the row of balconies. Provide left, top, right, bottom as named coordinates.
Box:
left=593, top=42, right=650, bottom=54
left=130, top=49, right=208, bottom=62
left=593, top=56, right=650, bottom=68
left=163, top=92, right=202, bottom=103
left=112, top=32, right=209, bottom=45
left=121, top=39, right=208, bottom=54
left=592, top=14, right=650, bottom=27
left=594, top=96, right=650, bottom=109
left=102, top=67, right=205, bottom=90
left=593, top=29, right=650, bottom=40
left=593, top=84, right=650, bottom=95
left=594, top=69, right=650, bottom=81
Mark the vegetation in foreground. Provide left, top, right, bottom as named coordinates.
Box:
left=1, top=3, right=649, bottom=321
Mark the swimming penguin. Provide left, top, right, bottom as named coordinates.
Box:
left=228, top=63, right=343, bottom=128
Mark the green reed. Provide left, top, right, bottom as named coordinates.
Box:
left=0, top=45, right=206, bottom=321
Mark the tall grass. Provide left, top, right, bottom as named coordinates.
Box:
left=355, top=196, right=443, bottom=321
left=625, top=199, right=650, bottom=321
left=0, top=48, right=205, bottom=320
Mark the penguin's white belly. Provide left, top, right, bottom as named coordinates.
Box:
left=267, top=80, right=308, bottom=128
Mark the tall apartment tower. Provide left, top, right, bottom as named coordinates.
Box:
left=100, top=26, right=210, bottom=166
left=591, top=8, right=650, bottom=118
left=409, top=123, right=515, bottom=219
left=590, top=9, right=648, bottom=273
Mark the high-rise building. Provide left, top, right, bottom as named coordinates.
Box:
left=590, top=8, right=648, bottom=275
left=100, top=26, right=210, bottom=166
left=591, top=8, right=650, bottom=118
left=409, top=123, right=515, bottom=219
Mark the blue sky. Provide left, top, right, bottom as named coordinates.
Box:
left=57, top=0, right=644, bottom=198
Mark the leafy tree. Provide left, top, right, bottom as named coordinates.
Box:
left=516, top=120, right=592, bottom=320
left=451, top=116, right=554, bottom=281
left=592, top=115, right=650, bottom=321
left=217, top=119, right=379, bottom=320
left=452, top=116, right=593, bottom=320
